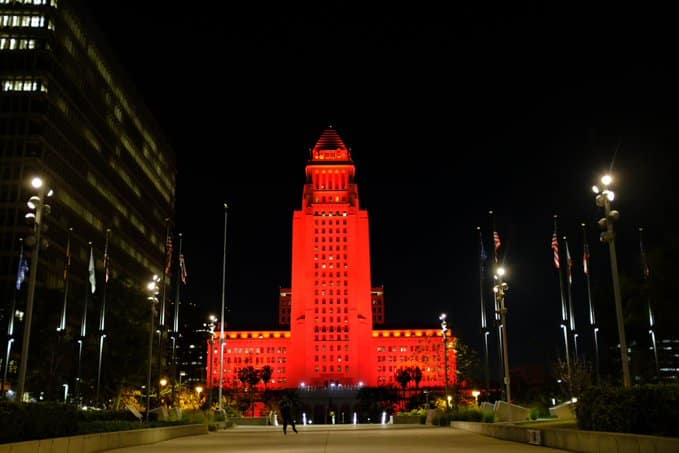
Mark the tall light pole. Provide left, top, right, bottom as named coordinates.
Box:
left=493, top=267, right=510, bottom=403
left=218, top=203, right=228, bottom=413
left=146, top=275, right=160, bottom=421
left=593, top=174, right=631, bottom=388
left=439, top=313, right=450, bottom=408
left=207, top=315, right=216, bottom=407
left=16, top=176, right=53, bottom=402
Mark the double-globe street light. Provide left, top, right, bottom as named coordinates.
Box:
left=146, top=275, right=160, bottom=421
left=16, top=176, right=53, bottom=401
left=439, top=313, right=450, bottom=408
left=592, top=174, right=631, bottom=388
left=493, top=266, right=510, bottom=404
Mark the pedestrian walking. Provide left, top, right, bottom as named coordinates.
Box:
left=279, top=396, right=297, bottom=435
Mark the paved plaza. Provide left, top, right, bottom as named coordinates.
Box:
left=106, top=424, right=569, bottom=452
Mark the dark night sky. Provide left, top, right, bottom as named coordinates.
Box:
left=86, top=3, right=678, bottom=370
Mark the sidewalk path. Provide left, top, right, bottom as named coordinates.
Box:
left=105, top=424, right=571, bottom=452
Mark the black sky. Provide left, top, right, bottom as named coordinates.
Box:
left=86, top=2, right=678, bottom=369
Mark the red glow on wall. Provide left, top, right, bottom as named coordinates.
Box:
left=207, top=129, right=456, bottom=391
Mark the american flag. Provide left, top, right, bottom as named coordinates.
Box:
left=179, top=253, right=187, bottom=284
left=493, top=230, right=501, bottom=263
left=103, top=233, right=110, bottom=283
left=16, top=248, right=28, bottom=291
left=566, top=240, right=573, bottom=284
left=63, top=237, right=71, bottom=281
left=164, top=235, right=173, bottom=275
left=551, top=231, right=560, bottom=269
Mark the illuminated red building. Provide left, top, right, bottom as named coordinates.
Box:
left=207, top=129, right=456, bottom=392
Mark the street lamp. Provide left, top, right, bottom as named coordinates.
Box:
left=16, top=176, right=53, bottom=402
left=218, top=203, right=229, bottom=413
left=206, top=315, right=216, bottom=407
left=146, top=275, right=160, bottom=421
left=472, top=390, right=480, bottom=407
left=593, top=174, right=631, bottom=388
left=439, top=313, right=450, bottom=408
left=493, top=267, right=511, bottom=403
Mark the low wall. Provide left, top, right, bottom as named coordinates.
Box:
left=451, top=421, right=679, bottom=453
left=229, top=417, right=268, bottom=426
left=0, top=424, right=207, bottom=453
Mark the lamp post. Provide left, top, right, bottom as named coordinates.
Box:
left=146, top=275, right=160, bottom=421
left=592, top=174, right=631, bottom=388
left=218, top=203, right=228, bottom=413
left=493, top=267, right=511, bottom=403
left=206, top=315, right=216, bottom=407
left=16, top=176, right=53, bottom=402
left=472, top=390, right=480, bottom=407
left=439, top=313, right=450, bottom=408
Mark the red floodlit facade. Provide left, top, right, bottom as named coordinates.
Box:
left=207, top=129, right=456, bottom=390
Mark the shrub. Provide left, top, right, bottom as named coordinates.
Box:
left=0, top=402, right=78, bottom=443
left=576, top=384, right=679, bottom=436
left=482, top=411, right=495, bottom=423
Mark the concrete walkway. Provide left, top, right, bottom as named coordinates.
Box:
left=105, top=424, right=571, bottom=452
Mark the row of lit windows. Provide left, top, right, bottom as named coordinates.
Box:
left=218, top=356, right=286, bottom=365
left=1, top=78, right=46, bottom=92
left=315, top=228, right=348, bottom=234
left=0, top=0, right=55, bottom=5
left=314, top=325, right=349, bottom=333
left=315, top=344, right=349, bottom=353
left=314, top=355, right=349, bottom=363
left=315, top=365, right=348, bottom=373
left=0, top=14, right=53, bottom=29
left=313, top=236, right=347, bottom=243
left=314, top=196, right=347, bottom=203
left=315, top=219, right=348, bottom=226
left=376, top=345, right=441, bottom=353
left=0, top=36, right=36, bottom=49
left=315, top=254, right=348, bottom=261
left=315, top=309, right=347, bottom=317
left=314, top=211, right=348, bottom=217
left=315, top=272, right=349, bottom=279
left=222, top=368, right=287, bottom=376
left=226, top=347, right=287, bottom=354
left=315, top=335, right=348, bottom=342
left=315, top=245, right=348, bottom=252
left=314, top=291, right=348, bottom=305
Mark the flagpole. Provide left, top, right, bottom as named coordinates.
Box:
left=553, top=215, right=572, bottom=395
left=96, top=229, right=110, bottom=406
left=477, top=227, right=490, bottom=393
left=639, top=227, right=658, bottom=378
left=171, top=233, right=183, bottom=406
left=2, top=239, right=24, bottom=398
left=564, top=236, right=578, bottom=360
left=59, top=228, right=72, bottom=333
left=489, top=210, right=504, bottom=399
left=581, top=223, right=599, bottom=383
left=76, top=242, right=94, bottom=406
left=158, top=219, right=171, bottom=404
left=218, top=203, right=228, bottom=413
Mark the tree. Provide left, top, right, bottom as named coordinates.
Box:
left=410, top=366, right=423, bottom=388
left=237, top=366, right=260, bottom=415
left=395, top=368, right=412, bottom=408
left=260, top=365, right=273, bottom=390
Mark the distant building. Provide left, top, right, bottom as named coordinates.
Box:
left=0, top=0, right=176, bottom=396
left=207, top=129, right=456, bottom=391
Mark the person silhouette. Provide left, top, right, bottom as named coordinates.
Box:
left=279, top=397, right=297, bottom=435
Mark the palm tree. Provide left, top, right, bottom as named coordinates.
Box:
left=238, top=366, right=261, bottom=415
left=410, top=366, right=423, bottom=388
left=395, top=368, right=412, bottom=408
left=260, top=365, right=273, bottom=390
